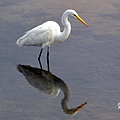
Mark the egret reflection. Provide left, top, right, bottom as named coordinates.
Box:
left=17, top=64, right=87, bottom=115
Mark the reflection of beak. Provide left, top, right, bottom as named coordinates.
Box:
left=74, top=102, right=87, bottom=114
left=76, top=15, right=89, bottom=27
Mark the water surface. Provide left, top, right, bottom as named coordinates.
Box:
left=0, top=0, right=120, bottom=120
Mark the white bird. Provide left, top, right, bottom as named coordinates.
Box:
left=16, top=9, right=88, bottom=69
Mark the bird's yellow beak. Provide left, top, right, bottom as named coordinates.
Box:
left=76, top=15, right=89, bottom=27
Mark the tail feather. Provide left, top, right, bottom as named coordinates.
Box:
left=16, top=34, right=28, bottom=47
left=16, top=38, right=22, bottom=47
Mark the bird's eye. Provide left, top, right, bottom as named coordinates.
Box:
left=73, top=14, right=77, bottom=17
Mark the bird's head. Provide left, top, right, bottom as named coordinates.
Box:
left=67, top=9, right=89, bottom=27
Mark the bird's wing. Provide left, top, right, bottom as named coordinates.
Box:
left=16, top=24, right=54, bottom=47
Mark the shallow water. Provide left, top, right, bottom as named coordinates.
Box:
left=0, top=0, right=120, bottom=120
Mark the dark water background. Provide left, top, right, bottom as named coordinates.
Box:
left=0, top=0, right=120, bottom=120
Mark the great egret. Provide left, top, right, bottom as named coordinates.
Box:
left=16, top=9, right=88, bottom=67
left=17, top=64, right=87, bottom=115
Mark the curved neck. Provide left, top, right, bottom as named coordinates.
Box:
left=56, top=14, right=71, bottom=42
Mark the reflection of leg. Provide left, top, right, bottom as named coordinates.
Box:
left=38, top=48, right=43, bottom=69
left=47, top=46, right=50, bottom=71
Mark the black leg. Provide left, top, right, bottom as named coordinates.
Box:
left=47, top=46, right=50, bottom=71
left=38, top=48, right=43, bottom=69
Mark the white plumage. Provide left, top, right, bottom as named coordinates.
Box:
left=16, top=9, right=88, bottom=69
left=16, top=21, right=61, bottom=47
